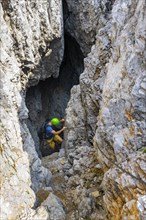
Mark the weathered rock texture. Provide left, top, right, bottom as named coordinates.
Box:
left=65, top=0, right=146, bottom=219
left=1, top=0, right=64, bottom=86
left=1, top=0, right=146, bottom=219
left=94, top=1, right=146, bottom=218
left=25, top=33, right=84, bottom=157
left=0, top=0, right=65, bottom=219
left=64, top=0, right=113, bottom=55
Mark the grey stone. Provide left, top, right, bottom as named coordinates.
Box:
left=1, top=0, right=146, bottom=220
left=1, top=0, right=64, bottom=219
left=42, top=193, right=66, bottom=220
left=64, top=0, right=146, bottom=219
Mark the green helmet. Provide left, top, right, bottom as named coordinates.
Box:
left=51, top=118, right=60, bottom=126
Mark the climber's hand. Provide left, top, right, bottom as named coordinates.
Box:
left=62, top=126, right=67, bottom=130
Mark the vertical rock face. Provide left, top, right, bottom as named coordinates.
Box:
left=94, top=1, right=146, bottom=219
left=65, top=0, right=146, bottom=219
left=0, top=0, right=64, bottom=219
left=1, top=0, right=146, bottom=220
left=64, top=0, right=113, bottom=55
left=1, top=0, right=64, bottom=85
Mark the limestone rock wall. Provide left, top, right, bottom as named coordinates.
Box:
left=0, top=0, right=64, bottom=219
left=95, top=0, right=146, bottom=218
left=1, top=0, right=146, bottom=219
left=1, top=0, right=64, bottom=86
left=64, top=0, right=113, bottom=55
left=65, top=0, right=146, bottom=219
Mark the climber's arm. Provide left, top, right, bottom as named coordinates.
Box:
left=51, top=126, right=66, bottom=135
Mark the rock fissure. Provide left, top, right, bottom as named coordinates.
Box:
left=1, top=0, right=146, bottom=220
left=25, top=31, right=84, bottom=157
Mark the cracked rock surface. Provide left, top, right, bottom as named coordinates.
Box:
left=1, top=0, right=64, bottom=219
left=1, top=0, right=146, bottom=220
left=64, top=0, right=146, bottom=219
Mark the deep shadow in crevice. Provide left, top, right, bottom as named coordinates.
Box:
left=26, top=32, right=84, bottom=157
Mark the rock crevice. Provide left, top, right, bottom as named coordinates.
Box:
left=1, top=0, right=146, bottom=219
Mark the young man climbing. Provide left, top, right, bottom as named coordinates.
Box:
left=46, top=118, right=66, bottom=149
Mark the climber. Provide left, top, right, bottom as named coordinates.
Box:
left=45, top=118, right=66, bottom=149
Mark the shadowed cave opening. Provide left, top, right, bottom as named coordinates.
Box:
left=26, top=33, right=84, bottom=157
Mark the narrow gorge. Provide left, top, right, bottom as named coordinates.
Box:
left=25, top=31, right=84, bottom=157
left=0, top=0, right=146, bottom=220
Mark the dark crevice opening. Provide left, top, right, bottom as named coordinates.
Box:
left=26, top=32, right=84, bottom=157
